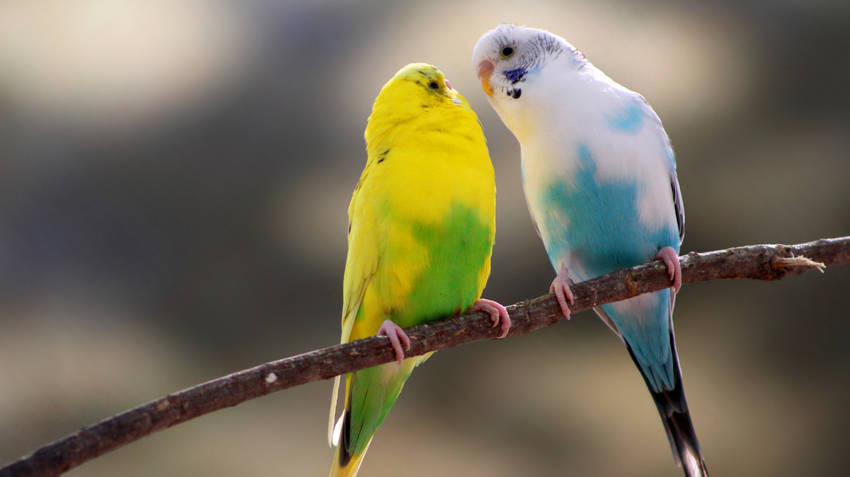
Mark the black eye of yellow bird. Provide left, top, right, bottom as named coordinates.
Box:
left=501, top=46, right=514, bottom=57
left=428, top=80, right=439, bottom=90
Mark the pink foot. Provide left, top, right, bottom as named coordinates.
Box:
left=471, top=298, right=511, bottom=338
left=549, top=265, right=576, bottom=320
left=656, top=246, right=682, bottom=294
left=378, top=320, right=410, bottom=364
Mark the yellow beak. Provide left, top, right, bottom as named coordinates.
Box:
left=477, top=60, right=494, bottom=97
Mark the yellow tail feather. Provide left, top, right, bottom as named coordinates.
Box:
left=329, top=440, right=370, bottom=477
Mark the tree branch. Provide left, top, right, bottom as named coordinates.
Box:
left=3, top=237, right=848, bottom=477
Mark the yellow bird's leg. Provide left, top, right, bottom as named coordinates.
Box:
left=549, top=264, right=576, bottom=320
left=378, top=320, right=411, bottom=364
left=470, top=298, right=511, bottom=338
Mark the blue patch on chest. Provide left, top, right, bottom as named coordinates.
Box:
left=538, top=144, right=678, bottom=276
left=607, top=99, right=644, bottom=133
left=536, top=144, right=680, bottom=392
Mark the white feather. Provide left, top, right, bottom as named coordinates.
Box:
left=473, top=25, right=680, bottom=256
left=328, top=375, right=342, bottom=446
left=332, top=407, right=344, bottom=447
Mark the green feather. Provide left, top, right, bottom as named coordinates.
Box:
left=345, top=201, right=492, bottom=456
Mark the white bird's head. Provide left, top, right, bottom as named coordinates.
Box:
left=472, top=25, right=587, bottom=135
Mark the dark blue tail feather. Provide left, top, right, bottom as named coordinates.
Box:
left=626, top=331, right=709, bottom=477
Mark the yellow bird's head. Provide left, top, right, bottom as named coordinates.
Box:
left=366, top=63, right=472, bottom=136
left=386, top=62, right=466, bottom=105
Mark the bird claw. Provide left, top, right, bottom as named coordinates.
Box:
left=549, top=265, right=575, bottom=320
left=471, top=298, right=511, bottom=338
left=378, top=320, right=410, bottom=364
left=656, top=246, right=682, bottom=294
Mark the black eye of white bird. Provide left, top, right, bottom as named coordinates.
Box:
left=501, top=46, right=514, bottom=57
left=428, top=80, right=439, bottom=90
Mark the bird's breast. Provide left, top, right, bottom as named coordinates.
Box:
left=522, top=142, right=679, bottom=279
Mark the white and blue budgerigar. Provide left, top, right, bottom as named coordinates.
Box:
left=473, top=25, right=707, bottom=476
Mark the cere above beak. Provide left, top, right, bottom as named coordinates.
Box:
left=477, top=60, right=494, bottom=97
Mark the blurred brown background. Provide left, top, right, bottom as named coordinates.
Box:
left=1, top=1, right=848, bottom=476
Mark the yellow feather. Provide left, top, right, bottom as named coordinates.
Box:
left=342, top=62, right=494, bottom=339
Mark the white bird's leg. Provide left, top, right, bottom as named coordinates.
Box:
left=378, top=320, right=410, bottom=364
left=549, top=265, right=576, bottom=320
left=656, top=246, right=682, bottom=294
left=471, top=298, right=511, bottom=338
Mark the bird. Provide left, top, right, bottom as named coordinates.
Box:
left=473, top=25, right=707, bottom=476
left=327, top=62, right=511, bottom=477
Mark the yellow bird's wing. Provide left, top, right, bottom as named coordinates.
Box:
left=329, top=159, right=380, bottom=444
left=340, top=158, right=382, bottom=343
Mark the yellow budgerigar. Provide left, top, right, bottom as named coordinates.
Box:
left=328, top=63, right=511, bottom=476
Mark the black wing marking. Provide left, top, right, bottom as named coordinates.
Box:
left=671, top=170, right=685, bottom=243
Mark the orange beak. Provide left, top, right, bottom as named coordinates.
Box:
left=477, top=60, right=495, bottom=97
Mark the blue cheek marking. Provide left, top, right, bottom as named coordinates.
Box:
left=538, top=143, right=678, bottom=275
left=503, top=67, right=527, bottom=84
left=607, top=99, right=644, bottom=133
